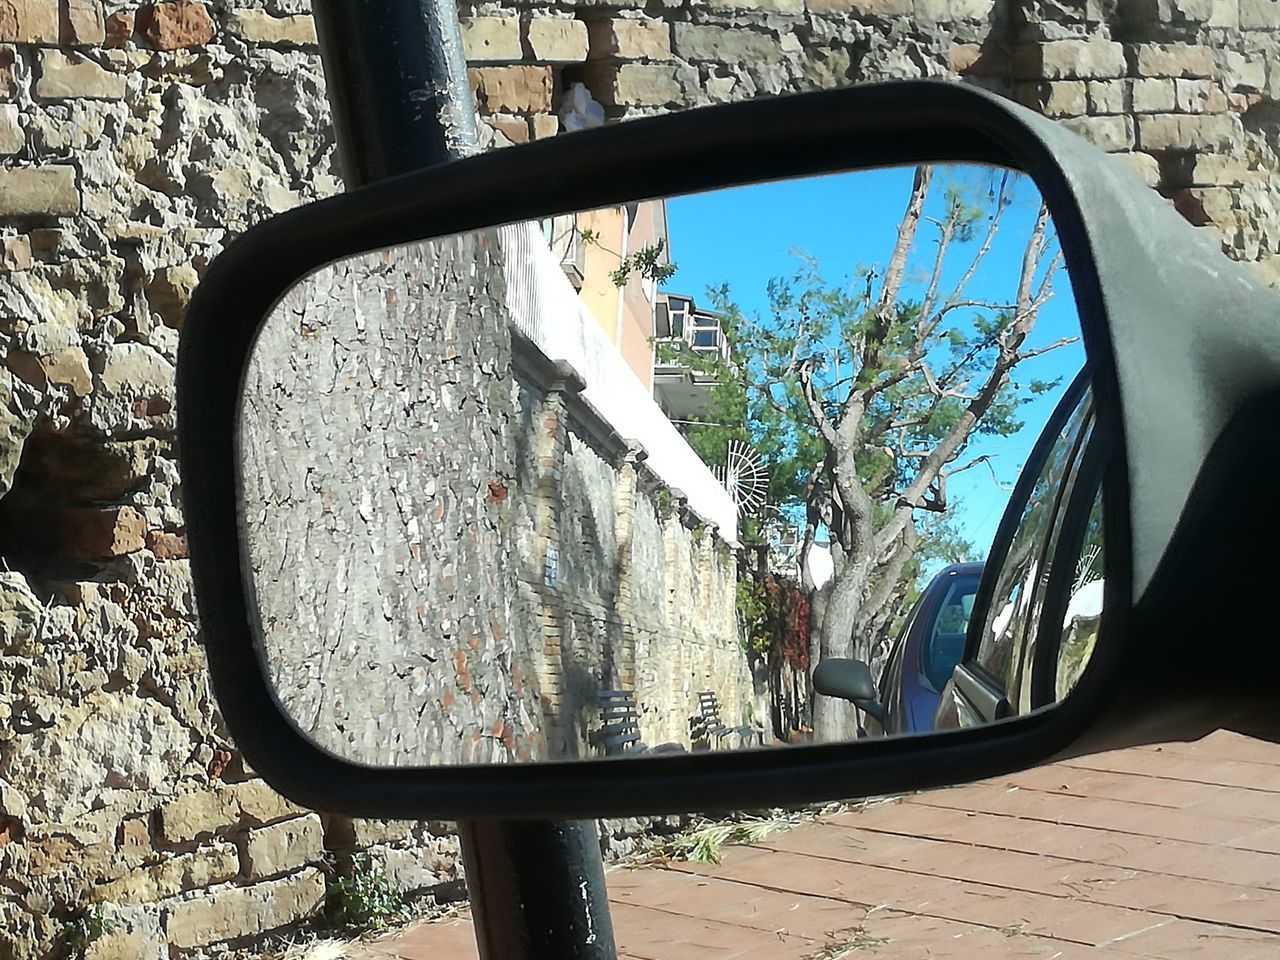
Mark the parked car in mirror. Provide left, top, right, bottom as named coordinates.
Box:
left=814, top=562, right=984, bottom=737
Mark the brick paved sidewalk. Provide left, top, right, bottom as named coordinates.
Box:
left=356, top=730, right=1280, bottom=959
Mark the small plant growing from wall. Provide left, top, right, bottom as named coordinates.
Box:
left=323, top=854, right=407, bottom=933
left=58, top=903, right=117, bottom=958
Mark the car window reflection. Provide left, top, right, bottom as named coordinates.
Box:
left=973, top=390, right=1094, bottom=693
left=1057, top=485, right=1105, bottom=700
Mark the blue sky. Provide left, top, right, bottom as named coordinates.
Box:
left=662, top=165, right=1086, bottom=562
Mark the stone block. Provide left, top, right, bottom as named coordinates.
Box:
left=1061, top=114, right=1135, bottom=151
left=0, top=233, right=28, bottom=269
left=469, top=66, right=553, bottom=114
left=1209, top=0, right=1239, bottom=26
left=706, top=0, right=805, bottom=13
left=487, top=114, right=529, bottom=143
left=951, top=0, right=998, bottom=20
left=532, top=113, right=560, bottom=138
left=65, top=0, right=106, bottom=45
left=41, top=347, right=92, bottom=395
left=163, top=868, right=325, bottom=949
left=35, top=50, right=125, bottom=100
left=96, top=341, right=174, bottom=398
left=1136, top=111, right=1237, bottom=150
left=137, top=1, right=215, bottom=51
left=349, top=818, right=414, bottom=848
left=587, top=18, right=670, bottom=60
left=1169, top=186, right=1235, bottom=225
left=231, top=10, right=316, bottom=46
left=586, top=62, right=686, bottom=106
left=1014, top=39, right=1125, bottom=80
left=1131, top=77, right=1177, bottom=112
left=380, top=847, right=443, bottom=894
left=1221, top=50, right=1265, bottom=92
left=0, top=104, right=16, bottom=158
left=1191, top=152, right=1248, bottom=185
left=528, top=19, right=589, bottom=62
left=0, top=45, right=17, bottom=99
left=105, top=10, right=134, bottom=46
left=673, top=23, right=780, bottom=62
left=1174, top=77, right=1228, bottom=112
left=66, top=505, right=146, bottom=557
left=1131, top=43, right=1217, bottom=78
left=118, top=816, right=152, bottom=857
left=949, top=40, right=1005, bottom=76
left=1084, top=81, right=1126, bottom=116
left=156, top=789, right=239, bottom=845
left=1114, top=151, right=1162, bottom=186
left=1240, top=0, right=1280, bottom=28
left=83, top=905, right=166, bottom=960
left=146, top=530, right=187, bottom=558
left=1015, top=79, right=1087, bottom=116
left=0, top=166, right=78, bottom=216
left=460, top=16, right=521, bottom=63
left=220, top=778, right=306, bottom=826
left=0, top=0, right=59, bottom=44
left=807, top=0, right=912, bottom=12
left=95, top=842, right=240, bottom=903
left=239, top=814, right=324, bottom=880
left=1162, top=151, right=1248, bottom=186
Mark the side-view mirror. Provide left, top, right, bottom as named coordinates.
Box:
left=177, top=79, right=1280, bottom=820
left=812, top=658, right=884, bottom=725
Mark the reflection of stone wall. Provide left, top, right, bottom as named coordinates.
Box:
left=239, top=234, right=745, bottom=767
left=510, top=354, right=746, bottom=758
left=241, top=232, right=545, bottom=768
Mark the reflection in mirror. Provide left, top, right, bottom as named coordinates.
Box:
left=239, top=164, right=1088, bottom=767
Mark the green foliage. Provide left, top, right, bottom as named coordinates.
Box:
left=738, top=572, right=810, bottom=668
left=60, top=904, right=116, bottom=956
left=673, top=816, right=787, bottom=864
left=323, top=854, right=406, bottom=933
left=611, top=238, right=678, bottom=288
left=673, top=165, right=1063, bottom=646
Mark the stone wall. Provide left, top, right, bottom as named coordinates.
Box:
left=510, top=359, right=745, bottom=757
left=461, top=0, right=1280, bottom=283
left=0, top=3, right=343, bottom=956
left=0, top=0, right=1279, bottom=957
left=238, top=231, right=743, bottom=768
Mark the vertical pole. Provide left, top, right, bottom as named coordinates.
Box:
left=312, top=0, right=479, bottom=175
left=309, top=3, right=617, bottom=958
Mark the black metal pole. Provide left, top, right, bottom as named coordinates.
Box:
left=461, top=820, right=618, bottom=959
left=312, top=0, right=480, bottom=177
left=309, top=3, right=618, bottom=959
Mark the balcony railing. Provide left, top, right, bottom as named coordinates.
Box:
left=655, top=303, right=731, bottom=369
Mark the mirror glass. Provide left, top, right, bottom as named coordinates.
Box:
left=238, top=163, right=1098, bottom=767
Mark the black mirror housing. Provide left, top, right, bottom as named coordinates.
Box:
left=813, top=658, right=878, bottom=705
left=178, top=79, right=1280, bottom=819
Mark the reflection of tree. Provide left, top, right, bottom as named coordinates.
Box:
left=666, top=165, right=1076, bottom=740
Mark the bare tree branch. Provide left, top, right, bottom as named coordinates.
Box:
left=872, top=203, right=1052, bottom=557
left=941, top=169, right=1011, bottom=312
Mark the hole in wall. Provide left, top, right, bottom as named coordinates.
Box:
left=0, top=424, right=149, bottom=585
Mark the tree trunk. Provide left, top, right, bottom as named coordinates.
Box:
left=804, top=577, right=831, bottom=730
left=810, top=562, right=869, bottom=742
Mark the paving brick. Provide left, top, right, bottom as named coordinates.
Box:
left=360, top=732, right=1280, bottom=960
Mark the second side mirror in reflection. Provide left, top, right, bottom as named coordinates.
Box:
left=813, top=659, right=883, bottom=724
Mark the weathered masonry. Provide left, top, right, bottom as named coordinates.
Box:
left=240, top=232, right=745, bottom=768
left=3, top=0, right=1280, bottom=957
